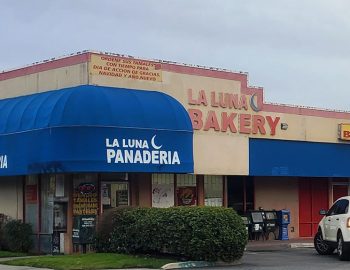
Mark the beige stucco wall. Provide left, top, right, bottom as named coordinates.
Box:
left=272, top=112, right=345, bottom=143
left=194, top=133, right=248, bottom=174
left=0, top=63, right=88, bottom=99
left=0, top=177, right=23, bottom=220
left=254, top=177, right=299, bottom=239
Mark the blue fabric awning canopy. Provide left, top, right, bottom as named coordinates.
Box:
left=0, top=85, right=193, bottom=175
left=0, top=85, right=191, bottom=133
left=249, top=138, right=350, bottom=177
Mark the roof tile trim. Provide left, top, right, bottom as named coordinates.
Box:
left=0, top=53, right=90, bottom=81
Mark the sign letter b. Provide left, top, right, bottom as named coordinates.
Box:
left=343, top=131, right=350, bottom=138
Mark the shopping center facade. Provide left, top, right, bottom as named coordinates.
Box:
left=1, top=51, right=350, bottom=253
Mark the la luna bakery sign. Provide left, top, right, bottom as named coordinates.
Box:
left=187, top=89, right=280, bottom=136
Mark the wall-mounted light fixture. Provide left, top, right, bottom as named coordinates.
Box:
left=281, top=123, right=288, bottom=130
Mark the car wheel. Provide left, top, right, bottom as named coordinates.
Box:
left=314, top=231, right=334, bottom=255
left=337, top=233, right=350, bottom=261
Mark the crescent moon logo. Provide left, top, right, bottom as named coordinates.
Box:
left=151, top=135, right=162, bottom=150
left=250, top=93, right=261, bottom=112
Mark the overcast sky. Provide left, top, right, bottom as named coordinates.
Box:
left=1, top=0, right=350, bottom=111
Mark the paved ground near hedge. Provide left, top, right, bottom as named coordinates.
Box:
left=208, top=248, right=350, bottom=270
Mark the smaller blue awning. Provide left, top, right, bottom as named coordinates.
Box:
left=249, top=138, right=350, bottom=177
left=0, top=85, right=194, bottom=175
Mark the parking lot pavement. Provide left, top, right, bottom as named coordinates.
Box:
left=203, top=248, right=350, bottom=270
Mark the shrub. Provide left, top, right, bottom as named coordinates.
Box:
left=0, top=213, right=9, bottom=250
left=95, top=207, right=133, bottom=252
left=97, top=207, right=247, bottom=262
left=2, top=220, right=33, bottom=252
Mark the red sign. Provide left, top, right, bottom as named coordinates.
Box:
left=26, top=185, right=38, bottom=203
left=177, top=187, right=197, bottom=206
left=73, top=183, right=98, bottom=216
left=77, top=183, right=96, bottom=194
left=187, top=89, right=280, bottom=136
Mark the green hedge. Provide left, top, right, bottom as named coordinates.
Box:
left=1, top=220, right=33, bottom=252
left=97, top=207, right=247, bottom=262
left=0, top=214, right=8, bottom=250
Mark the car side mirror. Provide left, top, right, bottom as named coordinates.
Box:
left=319, top=209, right=327, bottom=215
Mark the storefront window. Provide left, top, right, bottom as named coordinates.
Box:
left=101, top=182, right=129, bottom=210
left=227, top=176, right=254, bottom=215
left=53, top=175, right=68, bottom=232
left=152, top=174, right=174, bottom=208
left=101, top=173, right=129, bottom=211
left=25, top=174, right=69, bottom=253
left=177, top=174, right=196, bottom=187
left=25, top=175, right=39, bottom=233
left=204, top=175, right=223, bottom=206
left=40, top=174, right=69, bottom=253
left=40, top=175, right=55, bottom=234
left=176, top=174, right=197, bottom=206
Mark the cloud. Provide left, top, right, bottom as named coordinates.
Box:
left=1, top=0, right=350, bottom=110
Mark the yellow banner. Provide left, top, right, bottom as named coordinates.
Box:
left=90, top=54, right=162, bottom=82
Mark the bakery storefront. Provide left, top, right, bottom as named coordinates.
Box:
left=2, top=51, right=350, bottom=253
left=0, top=85, right=193, bottom=253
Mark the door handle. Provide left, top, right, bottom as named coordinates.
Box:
left=328, top=219, right=331, bottom=221
left=336, top=218, right=339, bottom=221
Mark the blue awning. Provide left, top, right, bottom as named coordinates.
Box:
left=249, top=138, right=350, bottom=177
left=0, top=85, right=193, bottom=175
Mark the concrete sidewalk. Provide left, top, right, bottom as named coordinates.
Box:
left=0, top=257, right=38, bottom=263
left=246, top=237, right=314, bottom=252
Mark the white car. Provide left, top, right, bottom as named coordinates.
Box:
left=314, top=196, right=350, bottom=260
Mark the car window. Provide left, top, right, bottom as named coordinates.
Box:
left=328, top=199, right=349, bottom=216
left=327, top=202, right=339, bottom=216
left=336, top=199, right=349, bottom=215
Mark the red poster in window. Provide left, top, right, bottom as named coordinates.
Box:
left=177, top=187, right=197, bottom=206
left=26, top=185, right=38, bottom=203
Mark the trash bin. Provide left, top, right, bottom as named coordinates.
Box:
left=263, top=211, right=278, bottom=240
left=248, top=211, right=264, bottom=240
left=277, top=209, right=290, bottom=240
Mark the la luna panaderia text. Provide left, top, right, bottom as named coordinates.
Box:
left=187, top=89, right=280, bottom=135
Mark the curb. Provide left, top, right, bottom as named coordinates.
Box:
left=0, top=256, right=39, bottom=262
left=289, top=243, right=314, bottom=248
left=161, top=259, right=242, bottom=269
left=245, top=242, right=314, bottom=252
left=162, top=261, right=214, bottom=269
left=245, top=245, right=289, bottom=252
